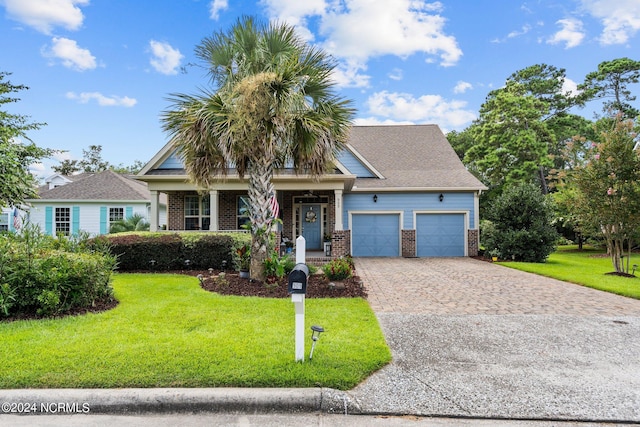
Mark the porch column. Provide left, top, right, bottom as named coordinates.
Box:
left=334, top=189, right=343, bottom=230
left=209, top=189, right=218, bottom=231
left=149, top=190, right=159, bottom=231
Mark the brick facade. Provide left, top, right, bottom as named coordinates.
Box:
left=331, top=229, right=350, bottom=258
left=401, top=229, right=416, bottom=257
left=467, top=229, right=479, bottom=257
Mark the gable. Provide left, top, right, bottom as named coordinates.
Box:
left=336, top=148, right=379, bottom=178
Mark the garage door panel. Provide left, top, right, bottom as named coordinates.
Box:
left=417, top=214, right=465, bottom=257
left=352, top=214, right=400, bottom=257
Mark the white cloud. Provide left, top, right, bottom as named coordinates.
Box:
left=262, top=0, right=462, bottom=79
left=507, top=24, right=532, bottom=39
left=388, top=68, right=403, bottom=81
left=209, top=0, right=228, bottom=20
left=580, top=0, right=640, bottom=45
left=1, top=0, right=89, bottom=34
left=561, top=77, right=581, bottom=98
left=42, top=37, right=96, bottom=71
left=547, top=18, right=585, bottom=48
left=330, top=60, right=370, bottom=88
left=66, top=92, right=137, bottom=107
left=149, top=40, right=184, bottom=75
left=453, top=81, right=472, bottom=94
left=365, top=91, right=476, bottom=130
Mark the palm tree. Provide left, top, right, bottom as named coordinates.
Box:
left=162, top=16, right=354, bottom=280
left=109, top=214, right=150, bottom=234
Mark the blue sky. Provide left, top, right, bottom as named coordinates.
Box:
left=1, top=0, right=639, bottom=176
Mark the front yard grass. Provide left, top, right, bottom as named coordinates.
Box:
left=0, top=273, right=391, bottom=390
left=498, top=245, right=640, bottom=299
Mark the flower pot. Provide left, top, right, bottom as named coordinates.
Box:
left=491, top=256, right=498, bottom=262
left=239, top=269, right=250, bottom=279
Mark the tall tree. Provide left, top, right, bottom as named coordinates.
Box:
left=579, top=57, right=640, bottom=119
left=0, top=71, right=54, bottom=208
left=78, top=145, right=110, bottom=172
left=465, top=64, right=590, bottom=191
left=52, top=159, right=81, bottom=175
left=162, top=17, right=354, bottom=279
left=573, top=116, right=640, bottom=274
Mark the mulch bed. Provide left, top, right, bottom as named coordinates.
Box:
left=1, top=270, right=366, bottom=323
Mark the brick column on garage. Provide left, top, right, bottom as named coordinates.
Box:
left=331, top=230, right=350, bottom=258
left=402, top=229, right=416, bottom=257
left=468, top=229, right=479, bottom=257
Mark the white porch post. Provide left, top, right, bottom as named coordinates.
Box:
left=149, top=190, right=159, bottom=231
left=209, top=190, right=218, bottom=231
left=334, top=189, right=343, bottom=230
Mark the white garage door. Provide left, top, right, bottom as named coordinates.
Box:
left=351, top=214, right=400, bottom=257
left=416, top=213, right=465, bottom=257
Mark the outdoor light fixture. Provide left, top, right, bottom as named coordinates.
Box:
left=373, top=194, right=378, bottom=203
left=221, top=260, right=227, bottom=270
left=309, top=325, right=325, bottom=360
left=184, top=259, right=191, bottom=267
left=149, top=259, right=156, bottom=267
left=439, top=193, right=444, bottom=202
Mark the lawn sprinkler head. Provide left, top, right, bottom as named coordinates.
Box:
left=309, top=325, right=325, bottom=360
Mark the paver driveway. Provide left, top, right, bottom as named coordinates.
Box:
left=356, top=257, right=640, bottom=315
left=348, top=257, right=640, bottom=422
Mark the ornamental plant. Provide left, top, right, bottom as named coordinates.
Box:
left=573, top=116, right=640, bottom=274
left=323, top=258, right=353, bottom=281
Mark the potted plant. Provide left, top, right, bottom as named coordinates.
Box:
left=489, top=248, right=500, bottom=262
left=235, top=244, right=251, bottom=278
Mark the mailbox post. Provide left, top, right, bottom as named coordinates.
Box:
left=290, top=236, right=308, bottom=362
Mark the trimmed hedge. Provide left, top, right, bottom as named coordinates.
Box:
left=92, top=232, right=251, bottom=271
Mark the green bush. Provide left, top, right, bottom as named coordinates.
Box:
left=484, top=183, right=558, bottom=262
left=0, top=225, right=116, bottom=318
left=322, top=258, right=353, bottom=281
left=92, top=232, right=249, bottom=271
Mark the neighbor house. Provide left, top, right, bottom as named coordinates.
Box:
left=137, top=125, right=486, bottom=257
left=27, top=170, right=167, bottom=236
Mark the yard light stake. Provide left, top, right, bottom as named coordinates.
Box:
left=309, top=325, right=325, bottom=360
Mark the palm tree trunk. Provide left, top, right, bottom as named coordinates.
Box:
left=247, top=155, right=275, bottom=280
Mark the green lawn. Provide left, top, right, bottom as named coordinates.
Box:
left=498, top=246, right=640, bottom=299
left=0, top=274, right=391, bottom=390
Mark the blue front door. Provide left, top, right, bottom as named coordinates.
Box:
left=302, top=204, right=322, bottom=250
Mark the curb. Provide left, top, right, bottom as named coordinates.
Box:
left=0, top=388, right=362, bottom=416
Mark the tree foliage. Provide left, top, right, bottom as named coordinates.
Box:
left=109, top=213, right=150, bottom=233
left=465, top=64, right=589, bottom=191
left=579, top=57, right=640, bottom=119
left=0, top=71, right=54, bottom=208
left=162, top=16, right=354, bottom=280
left=572, top=116, right=640, bottom=274
left=483, top=183, right=558, bottom=262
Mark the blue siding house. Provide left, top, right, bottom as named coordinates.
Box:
left=137, top=125, right=486, bottom=257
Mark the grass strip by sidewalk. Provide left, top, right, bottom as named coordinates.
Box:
left=0, top=273, right=391, bottom=390
left=498, top=246, right=640, bottom=299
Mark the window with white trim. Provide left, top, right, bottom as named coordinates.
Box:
left=109, top=207, right=124, bottom=228
left=237, top=196, right=250, bottom=229
left=55, top=207, right=70, bottom=236
left=184, top=195, right=210, bottom=230
left=0, top=213, right=8, bottom=231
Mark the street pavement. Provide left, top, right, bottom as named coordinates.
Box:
left=1, top=257, right=639, bottom=426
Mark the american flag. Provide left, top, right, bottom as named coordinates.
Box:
left=13, top=208, right=21, bottom=230
left=268, top=192, right=279, bottom=222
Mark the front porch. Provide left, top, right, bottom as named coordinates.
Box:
left=147, top=188, right=352, bottom=259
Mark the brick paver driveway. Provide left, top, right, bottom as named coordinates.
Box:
left=348, top=257, right=640, bottom=421
left=356, top=257, right=640, bottom=315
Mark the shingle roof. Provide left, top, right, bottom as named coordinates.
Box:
left=36, top=170, right=152, bottom=201
left=347, top=125, right=486, bottom=190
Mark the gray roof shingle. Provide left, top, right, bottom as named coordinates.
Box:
left=347, top=125, right=486, bottom=190
left=36, top=170, right=151, bottom=201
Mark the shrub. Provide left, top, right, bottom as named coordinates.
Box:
left=0, top=226, right=116, bottom=318
left=484, top=183, right=558, bottom=262
left=322, top=258, right=353, bottom=281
